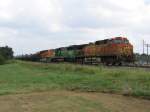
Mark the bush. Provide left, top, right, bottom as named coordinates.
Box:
left=0, top=55, right=6, bottom=65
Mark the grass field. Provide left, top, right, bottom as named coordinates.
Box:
left=0, top=61, right=150, bottom=99
left=1, top=61, right=150, bottom=112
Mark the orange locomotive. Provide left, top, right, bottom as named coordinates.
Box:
left=83, top=37, right=133, bottom=65
left=37, top=49, right=55, bottom=62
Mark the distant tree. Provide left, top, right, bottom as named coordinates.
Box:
left=134, top=53, right=150, bottom=64
left=0, top=55, right=6, bottom=65
left=0, top=46, right=14, bottom=59
left=0, top=46, right=13, bottom=65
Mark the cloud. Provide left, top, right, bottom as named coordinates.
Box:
left=0, top=0, right=150, bottom=55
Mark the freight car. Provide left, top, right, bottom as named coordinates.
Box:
left=35, top=37, right=134, bottom=65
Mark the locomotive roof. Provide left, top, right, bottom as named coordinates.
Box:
left=37, top=37, right=129, bottom=53
left=67, top=44, right=87, bottom=50
left=95, top=39, right=109, bottom=45
left=39, top=50, right=48, bottom=53
left=95, top=37, right=129, bottom=45
left=112, top=37, right=128, bottom=40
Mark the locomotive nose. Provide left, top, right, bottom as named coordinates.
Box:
left=121, top=44, right=133, bottom=56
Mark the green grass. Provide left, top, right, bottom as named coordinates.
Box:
left=0, top=61, right=150, bottom=99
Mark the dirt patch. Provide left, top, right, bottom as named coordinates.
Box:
left=0, top=91, right=150, bottom=112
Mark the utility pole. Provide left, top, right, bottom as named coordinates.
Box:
left=143, top=40, right=145, bottom=54
left=144, top=42, right=150, bottom=65
left=146, top=44, right=150, bottom=65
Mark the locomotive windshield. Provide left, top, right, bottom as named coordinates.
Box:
left=111, top=38, right=129, bottom=44
left=114, top=39, right=122, bottom=44
left=124, top=39, right=129, bottom=44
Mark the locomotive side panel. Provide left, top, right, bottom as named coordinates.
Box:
left=83, top=44, right=96, bottom=57
left=39, top=50, right=55, bottom=58
left=38, top=50, right=55, bottom=62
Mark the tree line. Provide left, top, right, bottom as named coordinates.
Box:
left=0, top=46, right=14, bottom=65
left=133, top=53, right=150, bottom=65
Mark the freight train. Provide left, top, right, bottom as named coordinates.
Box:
left=34, top=37, right=134, bottom=65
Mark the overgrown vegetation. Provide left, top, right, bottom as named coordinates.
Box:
left=0, top=55, right=5, bottom=65
left=0, top=61, right=150, bottom=99
left=0, top=46, right=13, bottom=65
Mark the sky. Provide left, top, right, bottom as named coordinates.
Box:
left=0, top=0, right=150, bottom=55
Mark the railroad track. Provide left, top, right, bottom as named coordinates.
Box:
left=40, top=60, right=150, bottom=69
left=84, top=62, right=150, bottom=69
left=104, top=64, right=150, bottom=69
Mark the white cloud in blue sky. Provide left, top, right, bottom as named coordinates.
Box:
left=0, top=0, right=150, bottom=55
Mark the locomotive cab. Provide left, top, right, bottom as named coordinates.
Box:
left=109, top=37, right=129, bottom=44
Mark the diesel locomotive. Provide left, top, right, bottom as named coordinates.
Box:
left=36, top=37, right=134, bottom=65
